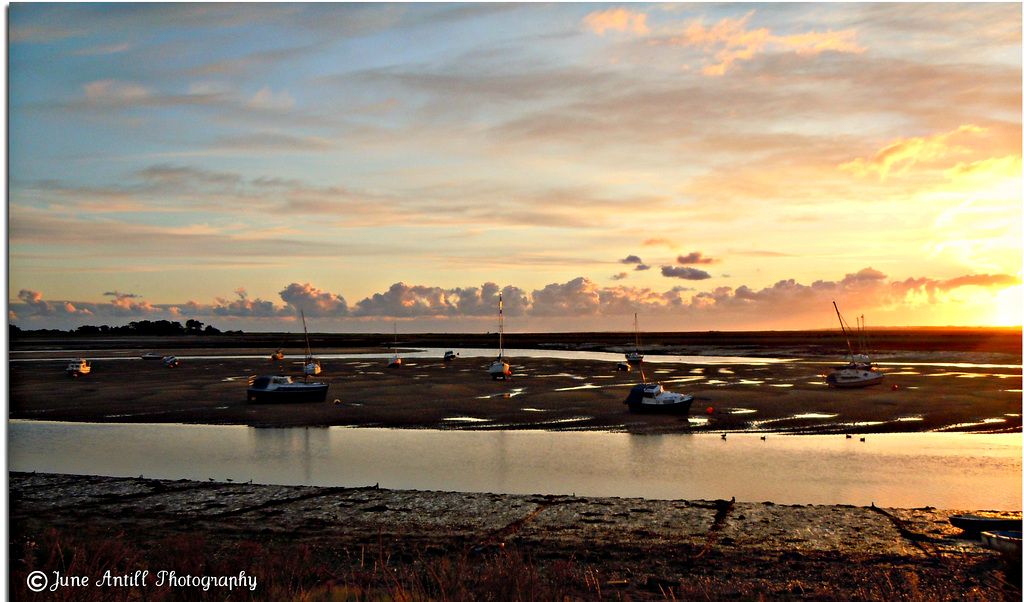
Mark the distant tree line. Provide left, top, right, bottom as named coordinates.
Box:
left=9, top=320, right=241, bottom=337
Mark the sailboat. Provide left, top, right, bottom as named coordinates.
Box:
left=388, top=324, right=402, bottom=368
left=825, top=301, right=883, bottom=388
left=301, top=310, right=321, bottom=377
left=488, top=293, right=511, bottom=380
left=625, top=313, right=644, bottom=363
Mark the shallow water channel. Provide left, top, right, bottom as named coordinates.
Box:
left=9, top=421, right=1021, bottom=510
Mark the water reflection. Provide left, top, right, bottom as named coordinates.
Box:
left=9, top=421, right=1021, bottom=509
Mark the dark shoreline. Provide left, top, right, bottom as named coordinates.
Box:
left=11, top=326, right=1023, bottom=358
left=9, top=472, right=1021, bottom=600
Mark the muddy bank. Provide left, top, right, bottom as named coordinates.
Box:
left=9, top=472, right=1021, bottom=600
left=9, top=348, right=1021, bottom=433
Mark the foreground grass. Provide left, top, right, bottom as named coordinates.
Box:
left=10, top=521, right=1022, bottom=601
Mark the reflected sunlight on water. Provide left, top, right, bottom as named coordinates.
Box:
left=9, top=421, right=1021, bottom=510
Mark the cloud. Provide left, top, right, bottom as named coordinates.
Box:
left=612, top=272, right=629, bottom=281
left=9, top=268, right=1021, bottom=330
left=247, top=86, right=296, bottom=110
left=279, top=283, right=349, bottom=317
left=659, top=11, right=864, bottom=75
left=529, top=277, right=603, bottom=317
left=214, top=287, right=284, bottom=318
left=677, top=251, right=716, bottom=265
left=104, top=291, right=140, bottom=299
left=661, top=266, right=713, bottom=280
left=642, top=238, right=676, bottom=249
left=619, top=255, right=651, bottom=271
left=839, top=125, right=988, bottom=180
left=583, top=8, right=649, bottom=36
left=83, top=80, right=153, bottom=105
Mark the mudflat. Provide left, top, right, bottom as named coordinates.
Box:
left=9, top=328, right=1022, bottom=433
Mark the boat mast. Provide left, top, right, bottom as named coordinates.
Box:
left=302, top=310, right=312, bottom=362
left=832, top=301, right=854, bottom=359
left=497, top=293, right=504, bottom=360
left=634, top=313, right=642, bottom=353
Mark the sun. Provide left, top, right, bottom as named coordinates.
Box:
left=991, top=284, right=1023, bottom=327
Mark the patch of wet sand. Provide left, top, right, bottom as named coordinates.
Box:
left=9, top=351, right=1021, bottom=434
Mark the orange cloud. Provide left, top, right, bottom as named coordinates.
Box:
left=583, top=8, right=649, bottom=35
left=944, top=155, right=1022, bottom=181
left=839, top=125, right=988, bottom=180
left=663, top=11, right=864, bottom=75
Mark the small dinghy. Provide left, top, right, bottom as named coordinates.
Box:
left=66, top=358, right=91, bottom=377
left=950, top=514, right=1023, bottom=537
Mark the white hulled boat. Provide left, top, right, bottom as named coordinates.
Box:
left=624, top=382, right=694, bottom=413
left=826, top=301, right=884, bottom=388
left=301, top=310, right=321, bottom=376
left=625, top=313, right=644, bottom=363
left=488, top=293, right=511, bottom=380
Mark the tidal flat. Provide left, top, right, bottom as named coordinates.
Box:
left=9, top=328, right=1022, bottom=433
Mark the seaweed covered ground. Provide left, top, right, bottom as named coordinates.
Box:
left=9, top=473, right=1022, bottom=600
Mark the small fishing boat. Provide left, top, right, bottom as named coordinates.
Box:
left=624, top=382, right=694, bottom=413
left=616, top=361, right=631, bottom=372
left=950, top=514, right=1023, bottom=536
left=271, top=349, right=284, bottom=361
left=141, top=352, right=163, bottom=361
left=444, top=350, right=458, bottom=361
left=826, top=301, right=883, bottom=388
left=980, top=530, right=1022, bottom=555
left=625, top=313, right=644, bottom=364
left=246, top=375, right=329, bottom=403
left=488, top=293, right=510, bottom=380
left=163, top=355, right=179, bottom=368
left=66, top=358, right=91, bottom=377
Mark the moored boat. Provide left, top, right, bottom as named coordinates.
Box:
left=301, top=310, right=321, bottom=376
left=488, top=293, right=510, bottom=380
left=141, top=352, right=163, bottom=360
left=163, top=355, right=179, bottom=368
left=66, top=358, right=91, bottom=376
left=246, top=375, right=329, bottom=403
left=950, top=514, right=1023, bottom=536
left=625, top=313, right=644, bottom=364
left=388, top=323, right=402, bottom=368
left=980, top=530, right=1022, bottom=555
left=826, top=302, right=883, bottom=388
left=444, top=350, right=458, bottom=361
left=624, top=383, right=694, bottom=413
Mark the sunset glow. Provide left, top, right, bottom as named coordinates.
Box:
left=7, top=3, right=1022, bottom=332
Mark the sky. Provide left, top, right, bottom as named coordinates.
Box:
left=7, top=2, right=1023, bottom=333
